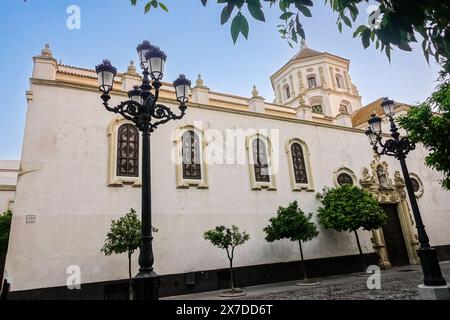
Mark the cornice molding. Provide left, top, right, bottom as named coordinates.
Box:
left=29, top=78, right=370, bottom=135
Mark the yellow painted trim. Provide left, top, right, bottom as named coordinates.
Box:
left=172, top=124, right=209, bottom=189
left=246, top=134, right=277, bottom=191
left=0, top=185, right=16, bottom=192
left=106, top=116, right=142, bottom=188
left=285, top=138, right=314, bottom=192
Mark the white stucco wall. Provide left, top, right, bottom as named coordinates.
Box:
left=4, top=75, right=450, bottom=292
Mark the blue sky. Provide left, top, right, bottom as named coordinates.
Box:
left=0, top=0, right=441, bottom=160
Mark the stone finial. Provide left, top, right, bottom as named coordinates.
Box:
left=196, top=74, right=205, bottom=87
left=41, top=43, right=53, bottom=58
left=127, top=60, right=137, bottom=74
left=252, top=85, right=259, bottom=98
left=300, top=38, right=308, bottom=50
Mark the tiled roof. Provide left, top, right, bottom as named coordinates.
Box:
left=352, top=98, right=408, bottom=127
left=291, top=47, right=323, bottom=61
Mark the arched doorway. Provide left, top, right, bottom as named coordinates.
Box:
left=360, top=155, right=420, bottom=269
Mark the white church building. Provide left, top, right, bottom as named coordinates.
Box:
left=3, top=42, right=450, bottom=299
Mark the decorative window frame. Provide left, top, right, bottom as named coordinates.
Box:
left=286, top=138, right=314, bottom=192
left=409, top=173, right=424, bottom=198
left=283, top=84, right=291, bottom=100
left=333, top=167, right=357, bottom=187
left=173, top=124, right=208, bottom=189
left=107, top=116, right=142, bottom=187
left=335, top=73, right=345, bottom=89
left=306, top=75, right=318, bottom=89
left=246, top=134, right=277, bottom=191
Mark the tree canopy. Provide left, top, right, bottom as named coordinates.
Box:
left=131, top=0, right=450, bottom=63
left=101, top=208, right=141, bottom=258
left=398, top=75, right=450, bottom=190
left=317, top=185, right=387, bottom=232
left=264, top=201, right=318, bottom=243
left=204, top=225, right=250, bottom=250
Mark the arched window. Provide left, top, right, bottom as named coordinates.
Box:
left=247, top=135, right=276, bottom=190
left=182, top=130, right=202, bottom=180
left=337, top=172, right=354, bottom=186
left=409, top=173, right=424, bottom=198
left=336, top=74, right=345, bottom=89
left=117, top=123, right=139, bottom=177
left=283, top=85, right=291, bottom=99
left=252, top=138, right=270, bottom=183
left=307, top=76, right=317, bottom=89
left=333, top=167, right=356, bottom=187
left=291, top=143, right=308, bottom=184
left=286, top=139, right=314, bottom=191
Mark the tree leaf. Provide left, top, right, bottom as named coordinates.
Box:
left=240, top=14, right=249, bottom=39
left=231, top=14, right=241, bottom=43
left=144, top=2, right=152, bottom=13
left=361, top=29, right=371, bottom=49
left=280, top=12, right=294, bottom=20
left=297, top=5, right=312, bottom=17
left=221, top=4, right=234, bottom=25
left=342, top=15, right=352, bottom=28
left=158, top=2, right=168, bottom=12
left=248, top=2, right=265, bottom=22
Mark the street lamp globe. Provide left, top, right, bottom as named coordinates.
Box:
left=137, top=40, right=153, bottom=70
left=95, top=60, right=117, bottom=94
left=173, top=74, right=191, bottom=104
left=368, top=114, right=382, bottom=135
left=381, top=98, right=395, bottom=117
left=128, top=85, right=143, bottom=105
left=365, top=127, right=377, bottom=145
left=145, top=46, right=167, bottom=80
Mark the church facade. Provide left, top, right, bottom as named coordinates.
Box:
left=4, top=42, right=450, bottom=298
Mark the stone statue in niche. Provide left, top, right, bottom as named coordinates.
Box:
left=377, top=165, right=390, bottom=189
left=394, top=171, right=405, bottom=188
left=360, top=167, right=373, bottom=186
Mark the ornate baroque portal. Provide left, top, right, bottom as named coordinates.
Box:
left=360, top=154, right=420, bottom=269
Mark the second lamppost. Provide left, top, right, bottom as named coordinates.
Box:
left=95, top=41, right=191, bottom=300
left=365, top=98, right=447, bottom=290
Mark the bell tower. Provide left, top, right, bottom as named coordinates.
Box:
left=270, top=40, right=362, bottom=126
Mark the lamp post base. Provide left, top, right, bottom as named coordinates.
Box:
left=417, top=247, right=447, bottom=286
left=418, top=284, right=450, bottom=300
left=133, top=271, right=160, bottom=300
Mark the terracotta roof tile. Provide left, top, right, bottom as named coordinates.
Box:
left=291, top=47, right=323, bottom=61
left=352, top=98, right=407, bottom=127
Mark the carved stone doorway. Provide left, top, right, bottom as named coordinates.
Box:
left=381, top=204, right=410, bottom=267
left=360, top=154, right=420, bottom=269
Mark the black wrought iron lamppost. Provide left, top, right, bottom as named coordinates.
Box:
left=365, top=98, right=447, bottom=288
left=95, top=41, right=191, bottom=300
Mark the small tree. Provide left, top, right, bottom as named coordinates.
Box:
left=101, top=208, right=141, bottom=299
left=264, top=201, right=319, bottom=283
left=203, top=225, right=250, bottom=293
left=317, top=185, right=387, bottom=271
left=0, top=210, right=13, bottom=256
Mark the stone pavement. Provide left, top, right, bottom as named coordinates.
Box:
left=164, top=261, right=450, bottom=300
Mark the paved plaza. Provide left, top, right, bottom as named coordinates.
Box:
left=165, top=261, right=450, bottom=300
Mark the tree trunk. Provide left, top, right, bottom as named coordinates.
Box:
left=229, top=257, right=235, bottom=292
left=128, top=251, right=133, bottom=300
left=299, top=241, right=308, bottom=282
left=354, top=230, right=367, bottom=272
